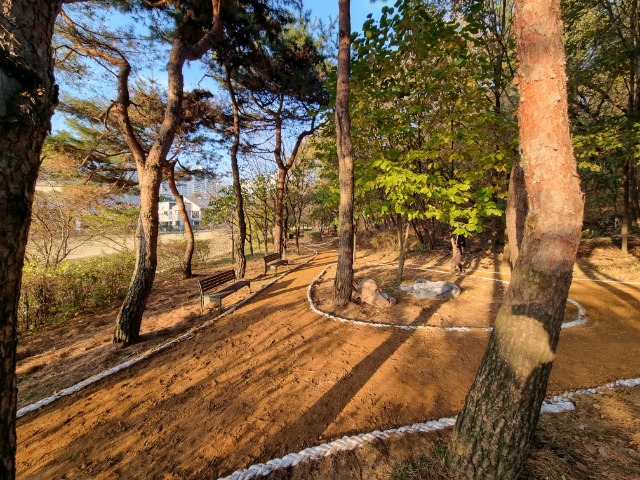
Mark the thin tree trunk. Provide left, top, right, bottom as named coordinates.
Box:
left=0, top=2, right=62, bottom=475
left=622, top=158, right=630, bottom=254
left=166, top=162, right=194, bottom=278
left=224, top=66, right=247, bottom=277
left=274, top=166, right=286, bottom=256
left=447, top=0, right=584, bottom=476
left=396, top=215, right=410, bottom=282
left=333, top=0, right=355, bottom=306
left=630, top=158, right=639, bottom=223
left=247, top=220, right=254, bottom=256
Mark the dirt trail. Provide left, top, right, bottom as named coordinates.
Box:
left=16, top=247, right=640, bottom=479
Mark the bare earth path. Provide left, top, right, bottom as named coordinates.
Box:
left=16, top=246, right=640, bottom=479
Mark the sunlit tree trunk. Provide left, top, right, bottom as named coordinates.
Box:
left=166, top=161, right=194, bottom=278
left=113, top=39, right=188, bottom=344
left=396, top=215, right=410, bottom=282
left=224, top=66, right=247, bottom=277
left=447, top=0, right=584, bottom=477
left=333, top=0, right=355, bottom=306
left=0, top=1, right=62, bottom=475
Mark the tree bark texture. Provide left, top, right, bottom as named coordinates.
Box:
left=505, top=157, right=528, bottom=268
left=166, top=162, right=194, bottom=279
left=272, top=104, right=286, bottom=256
left=447, top=0, right=584, bottom=477
left=225, top=66, right=247, bottom=277
left=113, top=162, right=163, bottom=344
left=332, top=0, right=355, bottom=307
left=0, top=1, right=62, bottom=477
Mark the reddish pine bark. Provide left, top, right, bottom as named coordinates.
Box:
left=447, top=0, right=584, bottom=477
left=332, top=0, right=355, bottom=307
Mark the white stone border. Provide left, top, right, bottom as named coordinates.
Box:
left=220, top=377, right=640, bottom=480
left=17, top=249, right=319, bottom=419
left=307, top=264, right=587, bottom=332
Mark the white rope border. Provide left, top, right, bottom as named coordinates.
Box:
left=17, top=249, right=319, bottom=419
left=307, top=265, right=587, bottom=332
left=220, top=376, right=640, bottom=480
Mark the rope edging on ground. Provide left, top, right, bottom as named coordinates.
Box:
left=219, top=377, right=640, bottom=480
left=17, top=249, right=318, bottom=419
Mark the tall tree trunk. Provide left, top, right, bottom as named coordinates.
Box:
left=447, top=0, right=584, bottom=477
left=113, top=37, right=189, bottom=344
left=333, top=0, right=355, bottom=307
left=166, top=162, right=194, bottom=278
left=114, top=162, right=163, bottom=343
left=0, top=1, right=62, bottom=476
left=631, top=158, right=640, bottom=224
left=225, top=66, right=247, bottom=277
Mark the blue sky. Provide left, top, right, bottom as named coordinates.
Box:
left=305, top=0, right=387, bottom=29
left=53, top=0, right=388, bottom=162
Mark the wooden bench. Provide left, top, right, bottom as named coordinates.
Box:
left=197, top=269, right=250, bottom=314
left=264, top=252, right=288, bottom=275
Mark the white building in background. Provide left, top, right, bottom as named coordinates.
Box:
left=158, top=197, right=205, bottom=230
left=159, top=176, right=219, bottom=201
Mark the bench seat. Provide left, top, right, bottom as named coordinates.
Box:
left=197, top=269, right=250, bottom=314
left=264, top=253, right=288, bottom=275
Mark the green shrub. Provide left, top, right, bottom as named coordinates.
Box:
left=370, top=230, right=397, bottom=251
left=18, top=252, right=135, bottom=333
left=306, top=231, right=323, bottom=241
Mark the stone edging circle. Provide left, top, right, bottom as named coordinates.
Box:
left=307, top=263, right=587, bottom=332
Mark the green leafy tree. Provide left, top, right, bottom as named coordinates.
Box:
left=564, top=0, right=640, bottom=252
left=347, top=0, right=511, bottom=276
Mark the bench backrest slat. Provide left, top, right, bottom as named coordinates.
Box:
left=264, top=253, right=280, bottom=263
left=198, top=270, right=236, bottom=293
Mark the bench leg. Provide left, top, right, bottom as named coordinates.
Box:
left=204, top=296, right=223, bottom=314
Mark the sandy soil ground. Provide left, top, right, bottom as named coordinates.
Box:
left=15, top=238, right=640, bottom=479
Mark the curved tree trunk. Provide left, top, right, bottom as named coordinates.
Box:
left=333, top=0, right=355, bottom=307
left=0, top=1, right=62, bottom=476
left=224, top=66, right=247, bottom=277
left=273, top=163, right=287, bottom=256
left=166, top=162, right=194, bottom=278
left=447, top=0, right=584, bottom=477
left=113, top=162, right=163, bottom=343
left=112, top=38, right=188, bottom=344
